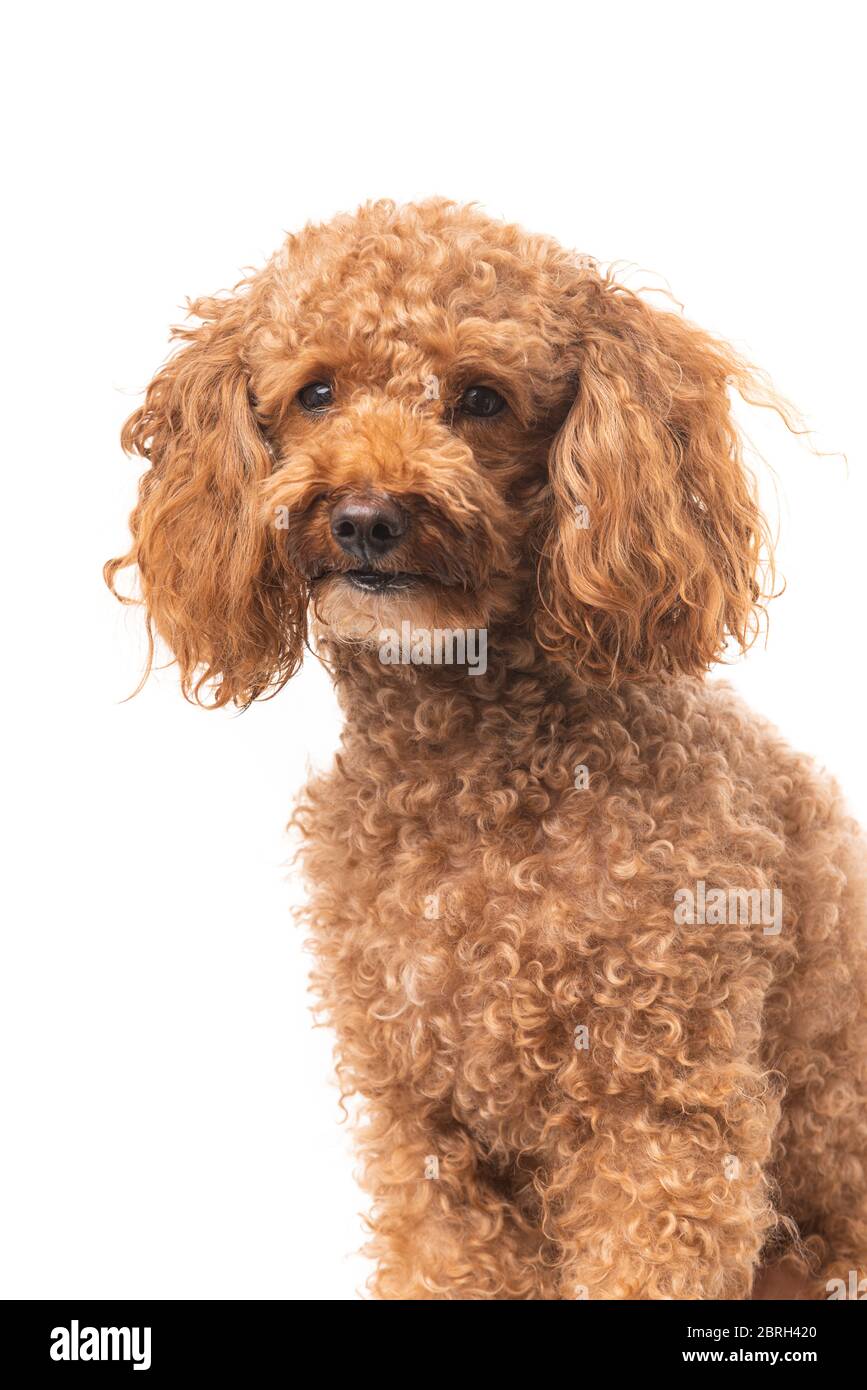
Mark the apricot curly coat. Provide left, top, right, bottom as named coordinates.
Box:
left=107, top=199, right=867, bottom=1300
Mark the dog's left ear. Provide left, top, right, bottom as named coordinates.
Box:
left=537, top=278, right=778, bottom=683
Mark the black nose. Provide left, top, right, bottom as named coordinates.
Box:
left=330, top=493, right=407, bottom=561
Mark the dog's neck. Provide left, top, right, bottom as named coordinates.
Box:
left=317, top=618, right=589, bottom=769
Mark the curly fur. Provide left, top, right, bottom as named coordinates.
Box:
left=107, top=198, right=867, bottom=1299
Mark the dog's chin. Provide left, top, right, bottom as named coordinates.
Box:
left=311, top=571, right=489, bottom=643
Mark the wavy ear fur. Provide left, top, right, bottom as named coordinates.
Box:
left=537, top=277, right=783, bottom=683
left=105, top=294, right=306, bottom=707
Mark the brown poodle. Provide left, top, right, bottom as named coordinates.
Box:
left=106, top=198, right=867, bottom=1300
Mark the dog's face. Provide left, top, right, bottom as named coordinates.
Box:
left=108, top=199, right=778, bottom=706
left=253, top=209, right=580, bottom=648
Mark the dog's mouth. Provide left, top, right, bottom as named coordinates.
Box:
left=312, top=568, right=428, bottom=593
left=345, top=570, right=424, bottom=592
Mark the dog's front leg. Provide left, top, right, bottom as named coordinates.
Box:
left=355, top=1095, right=549, bottom=1299
left=542, top=1070, right=782, bottom=1300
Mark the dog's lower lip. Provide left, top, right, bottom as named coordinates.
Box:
left=344, top=570, right=421, bottom=591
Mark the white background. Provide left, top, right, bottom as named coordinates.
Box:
left=2, top=1, right=864, bottom=1299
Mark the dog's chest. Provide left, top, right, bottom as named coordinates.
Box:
left=295, top=717, right=622, bottom=1139
left=303, top=770, right=602, bottom=1143
left=386, top=895, right=586, bottom=1138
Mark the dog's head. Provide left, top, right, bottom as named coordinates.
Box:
left=107, top=198, right=781, bottom=705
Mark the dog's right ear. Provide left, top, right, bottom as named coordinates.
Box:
left=105, top=292, right=308, bottom=707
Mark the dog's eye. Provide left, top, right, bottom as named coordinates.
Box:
left=459, top=385, right=506, bottom=418
left=298, top=381, right=334, bottom=412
